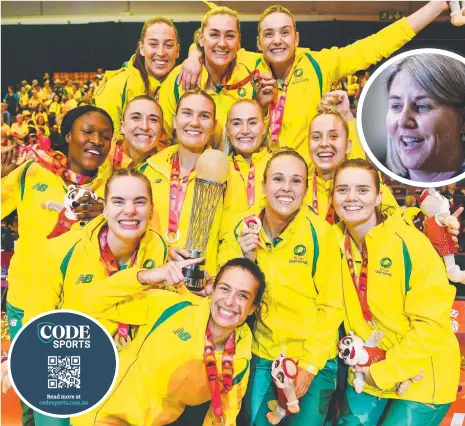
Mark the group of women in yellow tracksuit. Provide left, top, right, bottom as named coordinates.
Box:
left=1, top=1, right=461, bottom=426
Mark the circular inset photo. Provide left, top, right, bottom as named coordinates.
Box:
left=8, top=310, right=118, bottom=418
left=357, top=48, right=465, bottom=187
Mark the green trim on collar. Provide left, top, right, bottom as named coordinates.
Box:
left=233, top=359, right=249, bottom=386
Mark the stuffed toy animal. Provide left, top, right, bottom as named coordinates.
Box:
left=419, top=188, right=465, bottom=284
left=450, top=0, right=465, bottom=26
left=338, top=331, right=386, bottom=393
left=44, top=184, right=98, bottom=239
left=266, top=353, right=300, bottom=425
left=339, top=331, right=424, bottom=396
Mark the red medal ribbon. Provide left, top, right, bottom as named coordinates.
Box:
left=112, top=140, right=124, bottom=170
left=223, top=69, right=261, bottom=91
left=204, top=322, right=235, bottom=423
left=168, top=152, right=194, bottom=236
left=233, top=157, right=255, bottom=206
left=20, top=145, right=92, bottom=185
left=312, top=172, right=338, bottom=225
left=98, top=226, right=139, bottom=337
left=269, top=62, right=294, bottom=143
left=344, top=231, right=372, bottom=322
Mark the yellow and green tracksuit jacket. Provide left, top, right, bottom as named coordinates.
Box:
left=221, top=148, right=271, bottom=239
left=158, top=49, right=262, bottom=148
left=24, top=215, right=167, bottom=334
left=71, top=284, right=251, bottom=426
left=139, top=145, right=226, bottom=277
left=1, top=160, right=111, bottom=314
left=93, top=55, right=161, bottom=133
left=256, top=18, right=415, bottom=162
left=218, top=204, right=343, bottom=374
left=334, top=212, right=460, bottom=404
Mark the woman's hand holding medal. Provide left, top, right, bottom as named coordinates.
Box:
left=239, top=215, right=264, bottom=262
left=255, top=72, right=278, bottom=113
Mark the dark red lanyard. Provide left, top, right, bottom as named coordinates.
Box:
left=98, top=226, right=138, bottom=337
left=233, top=156, right=255, bottom=206
left=312, top=172, right=338, bottom=224
left=269, top=62, right=294, bottom=143
left=344, top=231, right=371, bottom=323
left=166, top=152, right=194, bottom=243
left=204, top=323, right=235, bottom=425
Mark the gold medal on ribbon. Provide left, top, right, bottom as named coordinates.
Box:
left=251, top=74, right=261, bottom=89
left=212, top=415, right=226, bottom=426
left=165, top=230, right=180, bottom=244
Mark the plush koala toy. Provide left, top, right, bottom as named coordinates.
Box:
left=419, top=187, right=465, bottom=284
left=266, top=353, right=300, bottom=425
left=45, top=184, right=98, bottom=239
left=450, top=0, right=465, bottom=26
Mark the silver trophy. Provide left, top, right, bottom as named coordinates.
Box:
left=183, top=150, right=230, bottom=290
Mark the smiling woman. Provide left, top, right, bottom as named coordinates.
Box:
left=331, top=158, right=460, bottom=426
left=221, top=100, right=272, bottom=236
left=141, top=89, right=228, bottom=279
left=219, top=149, right=344, bottom=426
left=385, top=53, right=465, bottom=183
left=108, top=95, right=164, bottom=170
left=158, top=6, right=267, bottom=148
left=94, top=17, right=180, bottom=133
left=69, top=257, right=266, bottom=426
left=1, top=105, right=114, bottom=425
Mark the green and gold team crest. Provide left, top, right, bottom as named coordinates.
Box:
left=143, top=259, right=156, bottom=269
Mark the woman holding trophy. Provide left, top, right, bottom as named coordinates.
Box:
left=219, top=149, right=344, bottom=426
left=141, top=89, right=227, bottom=279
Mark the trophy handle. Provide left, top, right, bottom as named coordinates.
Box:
left=183, top=249, right=206, bottom=291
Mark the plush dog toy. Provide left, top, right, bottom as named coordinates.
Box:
left=266, top=353, right=300, bottom=425
left=419, top=188, right=465, bottom=284
left=44, top=184, right=98, bottom=239
left=450, top=0, right=465, bottom=26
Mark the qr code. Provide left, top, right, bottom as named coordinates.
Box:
left=47, top=356, right=81, bottom=389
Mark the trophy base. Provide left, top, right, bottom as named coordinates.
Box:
left=183, top=249, right=206, bottom=291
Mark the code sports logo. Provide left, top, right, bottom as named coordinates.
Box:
left=8, top=310, right=118, bottom=417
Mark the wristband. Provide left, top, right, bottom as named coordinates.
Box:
left=1, top=356, right=8, bottom=364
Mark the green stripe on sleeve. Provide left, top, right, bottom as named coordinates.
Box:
left=304, top=53, right=323, bottom=98
left=20, top=161, right=34, bottom=201
left=174, top=77, right=180, bottom=103
left=60, top=242, right=79, bottom=281
left=121, top=77, right=129, bottom=109
left=309, top=220, right=319, bottom=277
left=147, top=301, right=192, bottom=337
left=402, top=241, right=412, bottom=292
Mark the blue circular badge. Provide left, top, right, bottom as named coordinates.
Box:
left=8, top=310, right=118, bottom=417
